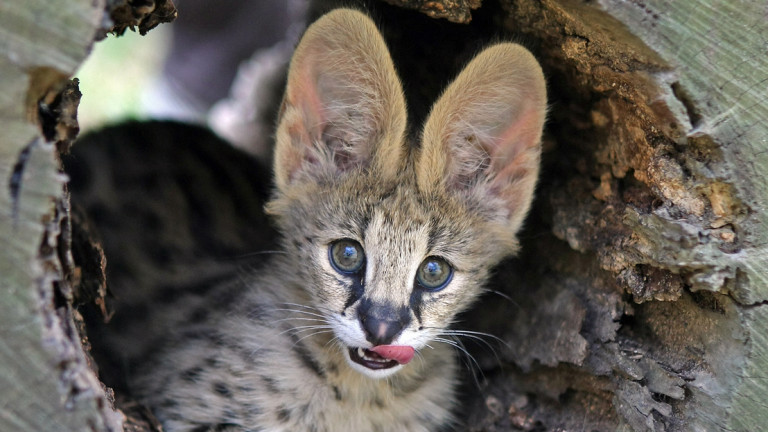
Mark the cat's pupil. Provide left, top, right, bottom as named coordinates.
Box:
left=425, top=261, right=441, bottom=278
left=342, top=246, right=356, bottom=259
left=339, top=245, right=358, bottom=265
left=330, top=240, right=365, bottom=273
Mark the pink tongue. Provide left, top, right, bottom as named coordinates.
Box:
left=369, top=345, right=415, bottom=365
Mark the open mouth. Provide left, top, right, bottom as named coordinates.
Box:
left=348, top=347, right=400, bottom=370
left=347, top=345, right=416, bottom=371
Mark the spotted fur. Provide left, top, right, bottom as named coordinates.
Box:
left=132, top=9, right=546, bottom=432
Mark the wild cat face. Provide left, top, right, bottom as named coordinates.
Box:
left=273, top=174, right=505, bottom=378
left=268, top=9, right=546, bottom=378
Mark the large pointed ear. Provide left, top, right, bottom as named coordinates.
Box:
left=418, top=43, right=546, bottom=236
left=273, top=9, right=407, bottom=191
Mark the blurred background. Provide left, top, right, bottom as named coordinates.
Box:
left=76, top=0, right=306, bottom=154
left=76, top=27, right=170, bottom=131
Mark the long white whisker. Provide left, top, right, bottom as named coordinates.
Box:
left=292, top=329, right=335, bottom=345
left=441, top=329, right=507, bottom=340
left=413, top=349, right=427, bottom=369
left=433, top=337, right=482, bottom=371
left=433, top=336, right=486, bottom=387
left=482, top=288, right=516, bottom=302
left=439, top=329, right=506, bottom=369
left=281, top=302, right=335, bottom=314
left=440, top=329, right=510, bottom=349
left=277, top=325, right=334, bottom=336
left=272, top=308, right=328, bottom=319
left=324, top=336, right=341, bottom=349
left=275, top=317, right=326, bottom=323
left=284, top=324, right=334, bottom=332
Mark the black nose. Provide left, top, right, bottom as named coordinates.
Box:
left=357, top=298, right=411, bottom=346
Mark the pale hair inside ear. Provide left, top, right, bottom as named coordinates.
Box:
left=273, top=9, right=408, bottom=190
left=418, top=43, right=547, bottom=234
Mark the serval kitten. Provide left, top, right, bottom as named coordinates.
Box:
left=96, top=8, right=545, bottom=432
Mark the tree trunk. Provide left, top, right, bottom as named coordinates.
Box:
left=2, top=0, right=766, bottom=431
left=0, top=0, right=174, bottom=431
left=459, top=1, right=768, bottom=430
left=0, top=0, right=122, bottom=430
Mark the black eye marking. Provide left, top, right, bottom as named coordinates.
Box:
left=415, top=257, right=453, bottom=291
left=330, top=239, right=366, bottom=312
left=329, top=239, right=365, bottom=274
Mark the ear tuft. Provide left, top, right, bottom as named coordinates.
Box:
left=418, top=43, right=547, bottom=235
left=274, top=9, right=407, bottom=190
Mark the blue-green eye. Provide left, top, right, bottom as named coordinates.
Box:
left=329, top=239, right=365, bottom=274
left=416, top=257, right=453, bottom=290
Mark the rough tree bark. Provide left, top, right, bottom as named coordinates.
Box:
left=0, top=1, right=121, bottom=430
left=457, top=1, right=768, bottom=430
left=1, top=0, right=765, bottom=431
left=0, top=0, right=174, bottom=430
left=491, top=1, right=766, bottom=430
